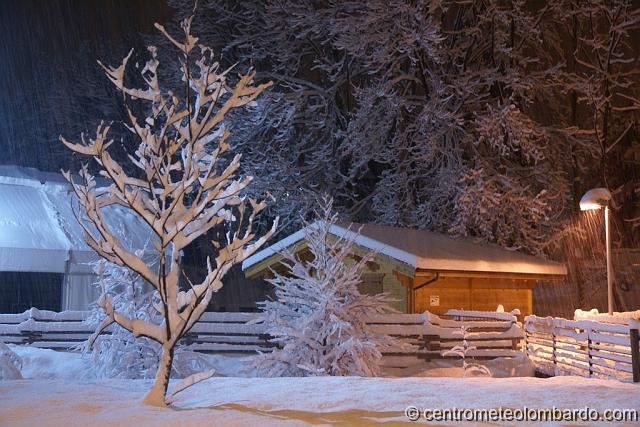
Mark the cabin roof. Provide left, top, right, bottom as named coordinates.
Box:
left=242, top=221, right=567, bottom=277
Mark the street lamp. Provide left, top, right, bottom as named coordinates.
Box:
left=579, top=188, right=614, bottom=315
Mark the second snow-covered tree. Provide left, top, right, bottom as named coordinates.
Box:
left=255, top=198, right=394, bottom=377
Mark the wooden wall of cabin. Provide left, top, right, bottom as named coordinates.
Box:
left=345, top=249, right=409, bottom=313
left=412, top=276, right=534, bottom=318
left=356, top=266, right=407, bottom=313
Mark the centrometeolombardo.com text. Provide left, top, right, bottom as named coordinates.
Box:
left=404, top=406, right=639, bottom=423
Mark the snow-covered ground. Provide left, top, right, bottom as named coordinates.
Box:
left=1, top=346, right=639, bottom=426
left=2, top=376, right=639, bottom=426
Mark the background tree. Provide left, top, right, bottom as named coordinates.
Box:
left=539, top=0, right=640, bottom=312
left=559, top=0, right=640, bottom=198
left=173, top=1, right=581, bottom=252
left=61, top=15, right=277, bottom=405
left=156, top=0, right=351, bottom=230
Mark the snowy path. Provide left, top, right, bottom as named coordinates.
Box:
left=1, top=376, right=638, bottom=426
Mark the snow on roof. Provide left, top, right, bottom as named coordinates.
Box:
left=0, top=174, right=70, bottom=272
left=242, top=221, right=567, bottom=276
left=0, top=166, right=155, bottom=273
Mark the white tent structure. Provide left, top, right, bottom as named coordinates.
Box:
left=0, top=165, right=155, bottom=310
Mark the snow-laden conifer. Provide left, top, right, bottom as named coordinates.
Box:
left=255, top=197, right=394, bottom=377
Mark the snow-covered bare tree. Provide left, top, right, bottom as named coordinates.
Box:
left=255, top=197, right=395, bottom=377
left=60, top=15, right=277, bottom=406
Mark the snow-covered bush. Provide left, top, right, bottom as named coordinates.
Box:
left=0, top=342, right=22, bottom=380
left=85, top=260, right=210, bottom=380
left=84, top=260, right=158, bottom=379
left=60, top=14, right=277, bottom=405
left=255, top=197, right=395, bottom=377
left=442, top=326, right=491, bottom=378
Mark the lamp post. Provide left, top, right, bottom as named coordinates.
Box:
left=579, top=188, right=614, bottom=315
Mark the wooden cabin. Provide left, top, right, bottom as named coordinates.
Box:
left=242, top=223, right=567, bottom=318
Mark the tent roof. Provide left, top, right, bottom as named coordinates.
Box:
left=242, top=221, right=567, bottom=277
left=0, top=174, right=70, bottom=272
left=0, top=166, right=155, bottom=273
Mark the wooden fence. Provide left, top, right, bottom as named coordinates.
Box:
left=9, top=309, right=640, bottom=381
left=368, top=309, right=523, bottom=372
left=0, top=309, right=274, bottom=352
left=0, top=308, right=92, bottom=350
left=0, top=308, right=524, bottom=371
left=525, top=315, right=640, bottom=383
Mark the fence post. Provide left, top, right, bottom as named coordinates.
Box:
left=552, top=330, right=556, bottom=369
left=630, top=329, right=640, bottom=383
left=587, top=331, right=593, bottom=378
left=523, top=320, right=527, bottom=357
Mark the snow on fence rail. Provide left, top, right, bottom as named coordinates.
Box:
left=0, top=309, right=274, bottom=353
left=366, top=309, right=523, bottom=372
left=524, top=315, right=640, bottom=383
left=0, top=308, right=525, bottom=368
left=183, top=311, right=274, bottom=353
left=0, top=308, right=94, bottom=350
left=574, top=309, right=640, bottom=324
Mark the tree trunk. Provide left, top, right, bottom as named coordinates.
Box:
left=143, top=343, right=174, bottom=406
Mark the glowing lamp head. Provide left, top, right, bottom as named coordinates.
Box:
left=579, top=188, right=611, bottom=211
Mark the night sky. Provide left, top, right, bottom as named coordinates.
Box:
left=0, top=0, right=173, bottom=172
